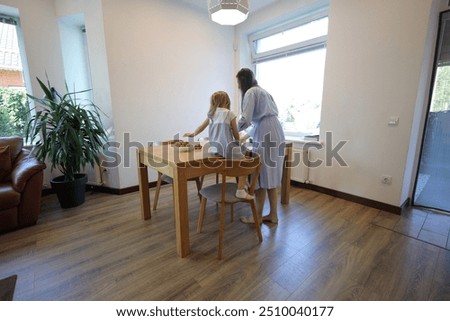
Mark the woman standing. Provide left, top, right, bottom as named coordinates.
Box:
left=236, top=68, right=285, bottom=224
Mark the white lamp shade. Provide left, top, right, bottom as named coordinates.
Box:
left=208, top=0, right=249, bottom=26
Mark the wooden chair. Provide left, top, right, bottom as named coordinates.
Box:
left=152, top=140, right=203, bottom=211
left=196, top=155, right=262, bottom=259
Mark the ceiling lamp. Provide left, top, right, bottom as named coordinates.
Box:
left=208, top=0, right=249, bottom=26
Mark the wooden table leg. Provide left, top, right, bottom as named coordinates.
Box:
left=281, top=143, right=292, bottom=205
left=172, top=167, right=190, bottom=258
left=137, top=149, right=151, bottom=220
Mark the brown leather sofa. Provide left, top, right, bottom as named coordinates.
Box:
left=0, top=136, right=46, bottom=233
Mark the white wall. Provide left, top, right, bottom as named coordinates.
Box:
left=101, top=0, right=235, bottom=188
left=316, top=0, right=438, bottom=206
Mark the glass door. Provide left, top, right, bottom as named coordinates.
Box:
left=414, top=10, right=450, bottom=213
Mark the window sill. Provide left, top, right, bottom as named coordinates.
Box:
left=285, top=135, right=322, bottom=147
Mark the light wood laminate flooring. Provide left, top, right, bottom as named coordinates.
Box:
left=0, top=179, right=449, bottom=300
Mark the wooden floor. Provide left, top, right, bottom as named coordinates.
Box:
left=0, top=179, right=449, bottom=300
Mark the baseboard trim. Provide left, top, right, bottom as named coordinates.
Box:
left=43, top=180, right=404, bottom=215
left=400, top=197, right=411, bottom=214
left=42, top=181, right=165, bottom=196
left=291, top=181, right=403, bottom=215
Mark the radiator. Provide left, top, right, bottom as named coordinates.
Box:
left=290, top=148, right=310, bottom=184
left=85, top=163, right=103, bottom=186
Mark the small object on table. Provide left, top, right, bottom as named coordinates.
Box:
left=172, top=141, right=194, bottom=152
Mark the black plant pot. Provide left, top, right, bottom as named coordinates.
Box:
left=51, top=174, right=88, bottom=208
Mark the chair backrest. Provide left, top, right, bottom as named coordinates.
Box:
left=219, top=155, right=261, bottom=194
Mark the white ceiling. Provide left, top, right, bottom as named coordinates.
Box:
left=184, top=0, right=279, bottom=14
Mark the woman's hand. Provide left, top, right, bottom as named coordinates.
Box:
left=239, top=131, right=250, bottom=143
left=184, top=132, right=194, bottom=137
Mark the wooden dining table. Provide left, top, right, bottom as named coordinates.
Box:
left=137, top=142, right=292, bottom=258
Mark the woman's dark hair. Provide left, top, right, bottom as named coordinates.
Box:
left=236, top=68, right=258, bottom=98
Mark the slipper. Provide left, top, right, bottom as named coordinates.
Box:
left=235, top=189, right=254, bottom=200
left=239, top=216, right=258, bottom=224
left=262, top=216, right=278, bottom=224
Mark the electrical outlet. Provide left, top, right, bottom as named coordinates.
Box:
left=381, top=175, right=392, bottom=185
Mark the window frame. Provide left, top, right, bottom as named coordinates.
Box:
left=249, top=9, right=329, bottom=64
left=0, top=13, right=31, bottom=139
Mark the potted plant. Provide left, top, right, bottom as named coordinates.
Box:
left=25, top=77, right=108, bottom=208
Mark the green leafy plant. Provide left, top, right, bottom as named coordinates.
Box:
left=25, top=77, right=108, bottom=182
left=0, top=87, right=28, bottom=137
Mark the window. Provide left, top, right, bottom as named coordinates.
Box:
left=0, top=15, right=28, bottom=137
left=250, top=11, right=328, bottom=139
left=58, top=14, right=93, bottom=102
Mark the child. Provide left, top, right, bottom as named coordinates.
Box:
left=184, top=91, right=253, bottom=200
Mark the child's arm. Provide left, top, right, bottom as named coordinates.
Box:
left=184, top=119, right=209, bottom=137
left=231, top=117, right=240, bottom=141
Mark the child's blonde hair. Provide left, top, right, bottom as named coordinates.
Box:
left=208, top=91, right=230, bottom=117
